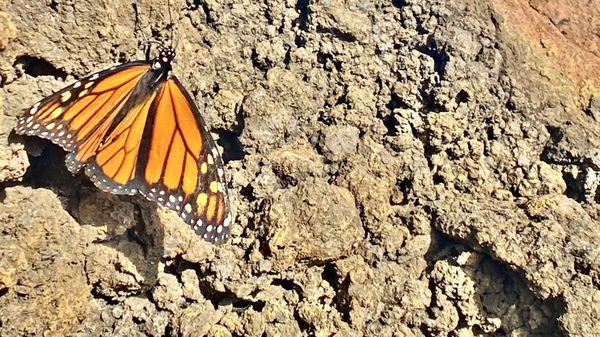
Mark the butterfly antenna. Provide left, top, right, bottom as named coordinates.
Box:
left=168, top=0, right=174, bottom=48
left=174, top=32, right=183, bottom=50
left=132, top=0, right=152, bottom=60
left=172, top=0, right=184, bottom=51
left=132, top=0, right=149, bottom=45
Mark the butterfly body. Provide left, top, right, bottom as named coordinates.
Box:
left=15, top=46, right=232, bottom=244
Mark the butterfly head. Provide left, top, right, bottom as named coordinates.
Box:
left=151, top=46, right=176, bottom=73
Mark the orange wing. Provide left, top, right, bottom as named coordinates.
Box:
left=83, top=90, right=158, bottom=195
left=139, top=78, right=231, bottom=243
left=15, top=63, right=151, bottom=174
left=82, top=77, right=232, bottom=243
left=16, top=64, right=231, bottom=244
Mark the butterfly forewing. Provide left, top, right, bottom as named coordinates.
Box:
left=15, top=62, right=150, bottom=159
left=135, top=78, right=231, bottom=244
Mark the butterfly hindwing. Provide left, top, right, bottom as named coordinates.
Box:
left=82, top=87, right=159, bottom=195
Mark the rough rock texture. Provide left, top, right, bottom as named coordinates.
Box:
left=0, top=187, right=90, bottom=336
left=0, top=0, right=599, bottom=336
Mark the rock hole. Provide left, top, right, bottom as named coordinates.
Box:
left=316, top=51, right=342, bottom=71
left=386, top=92, right=409, bottom=111
left=562, top=170, right=586, bottom=202
left=321, top=263, right=339, bottom=288
left=455, top=89, right=470, bottom=104
left=417, top=37, right=449, bottom=77
left=272, top=278, right=296, bottom=291
left=392, top=0, right=407, bottom=8
left=545, top=125, right=563, bottom=144
left=216, top=129, right=245, bottom=163
left=232, top=298, right=265, bottom=312
left=295, top=0, right=310, bottom=31
left=239, top=183, right=255, bottom=201
left=382, top=114, right=399, bottom=136
left=48, top=0, right=59, bottom=11
left=14, top=55, right=68, bottom=80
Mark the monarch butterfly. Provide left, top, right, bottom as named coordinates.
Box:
left=14, top=20, right=231, bottom=244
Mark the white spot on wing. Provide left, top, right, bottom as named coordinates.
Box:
left=61, top=91, right=71, bottom=102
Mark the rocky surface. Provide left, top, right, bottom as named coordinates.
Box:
left=0, top=0, right=599, bottom=336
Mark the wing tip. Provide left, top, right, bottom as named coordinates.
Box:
left=139, top=186, right=233, bottom=244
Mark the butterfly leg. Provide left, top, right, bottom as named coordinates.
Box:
left=132, top=0, right=149, bottom=44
